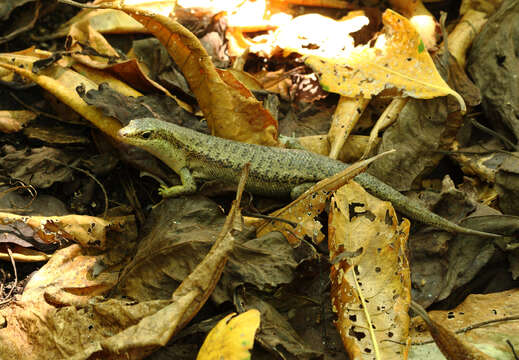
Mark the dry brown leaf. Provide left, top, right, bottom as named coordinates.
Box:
left=256, top=151, right=393, bottom=245
left=71, top=62, right=143, bottom=98
left=65, top=19, right=192, bottom=111
left=92, top=1, right=278, bottom=145
left=68, top=17, right=120, bottom=68
left=410, top=289, right=519, bottom=359
left=0, top=192, right=240, bottom=359
left=0, top=245, right=123, bottom=360
left=35, top=8, right=146, bottom=40
left=411, top=301, right=494, bottom=360
left=329, top=182, right=411, bottom=359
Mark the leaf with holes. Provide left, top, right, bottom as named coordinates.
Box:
left=329, top=182, right=411, bottom=358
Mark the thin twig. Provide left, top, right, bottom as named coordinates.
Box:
left=0, top=183, right=37, bottom=211
left=0, top=247, right=18, bottom=306
left=58, top=0, right=99, bottom=8
left=384, top=313, right=519, bottom=345
left=507, top=339, right=519, bottom=360
left=242, top=211, right=298, bottom=227
left=469, top=117, right=518, bottom=150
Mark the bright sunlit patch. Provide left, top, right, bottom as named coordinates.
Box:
left=97, top=0, right=176, bottom=16
left=410, top=14, right=436, bottom=49
left=274, top=13, right=370, bottom=58
left=373, top=33, right=387, bottom=54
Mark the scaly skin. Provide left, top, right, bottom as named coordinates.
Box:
left=118, top=118, right=500, bottom=238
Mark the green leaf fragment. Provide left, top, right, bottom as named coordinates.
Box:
left=418, top=40, right=425, bottom=53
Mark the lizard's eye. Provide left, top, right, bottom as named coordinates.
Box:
left=140, top=131, right=152, bottom=139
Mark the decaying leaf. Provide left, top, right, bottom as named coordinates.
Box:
left=329, top=182, right=411, bottom=359
left=236, top=292, right=323, bottom=359
left=410, top=289, right=519, bottom=359
left=0, top=245, right=126, bottom=360
left=0, top=146, right=76, bottom=188
left=0, top=191, right=239, bottom=359
left=196, top=310, right=260, bottom=360
left=0, top=212, right=131, bottom=250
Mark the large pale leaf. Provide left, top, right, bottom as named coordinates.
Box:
left=279, top=10, right=465, bottom=112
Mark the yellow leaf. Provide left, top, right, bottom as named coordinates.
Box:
left=304, top=10, right=466, bottom=112
left=197, top=310, right=260, bottom=360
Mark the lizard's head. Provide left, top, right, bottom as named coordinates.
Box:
left=118, top=118, right=191, bottom=171
left=119, top=118, right=182, bottom=149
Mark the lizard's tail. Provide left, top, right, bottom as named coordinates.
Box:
left=353, top=173, right=501, bottom=238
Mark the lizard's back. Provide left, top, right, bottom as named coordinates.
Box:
left=174, top=124, right=347, bottom=196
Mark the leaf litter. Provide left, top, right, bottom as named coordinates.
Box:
left=0, top=0, right=518, bottom=359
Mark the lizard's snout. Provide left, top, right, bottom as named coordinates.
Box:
left=118, top=127, right=130, bottom=139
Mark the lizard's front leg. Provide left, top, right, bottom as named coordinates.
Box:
left=159, top=167, right=197, bottom=197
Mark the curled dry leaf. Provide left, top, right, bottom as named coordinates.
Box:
left=66, top=18, right=192, bottom=111
left=0, top=191, right=240, bottom=359
left=50, top=8, right=146, bottom=39
left=95, top=1, right=278, bottom=145
left=329, top=182, right=411, bottom=359
left=0, top=245, right=123, bottom=360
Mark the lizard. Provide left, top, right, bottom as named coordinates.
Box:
left=118, top=117, right=500, bottom=238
